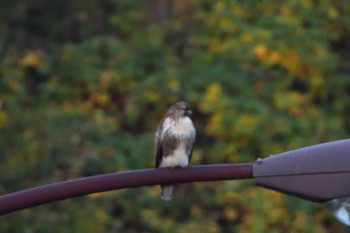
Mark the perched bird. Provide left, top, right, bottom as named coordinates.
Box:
left=155, top=101, right=196, bottom=200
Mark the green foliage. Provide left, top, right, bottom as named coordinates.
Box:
left=1, top=0, right=350, bottom=232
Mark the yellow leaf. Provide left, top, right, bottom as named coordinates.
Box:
left=200, top=82, right=222, bottom=112
left=168, top=78, right=180, bottom=91
left=206, top=113, right=222, bottom=135
left=254, top=44, right=267, bottom=60
left=7, top=79, right=19, bottom=91
left=269, top=51, right=281, bottom=64
left=328, top=7, right=338, bottom=19
left=97, top=93, right=110, bottom=105
left=23, top=128, right=34, bottom=139
left=240, top=33, right=252, bottom=43
left=223, top=207, right=238, bottom=221
left=77, top=101, right=93, bottom=114
left=21, top=51, right=42, bottom=67
left=0, top=110, right=7, bottom=126
left=214, top=1, right=225, bottom=11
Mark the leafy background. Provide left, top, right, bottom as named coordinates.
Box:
left=1, top=0, right=350, bottom=232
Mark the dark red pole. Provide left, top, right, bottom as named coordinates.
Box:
left=0, top=163, right=252, bottom=215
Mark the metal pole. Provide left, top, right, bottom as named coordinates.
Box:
left=0, top=163, right=252, bottom=215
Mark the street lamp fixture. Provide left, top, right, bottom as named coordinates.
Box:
left=253, top=139, right=350, bottom=226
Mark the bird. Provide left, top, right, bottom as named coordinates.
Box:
left=155, top=101, right=196, bottom=200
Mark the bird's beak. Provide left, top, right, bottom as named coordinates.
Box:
left=185, top=109, right=193, bottom=117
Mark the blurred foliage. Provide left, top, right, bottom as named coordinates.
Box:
left=1, top=0, right=350, bottom=232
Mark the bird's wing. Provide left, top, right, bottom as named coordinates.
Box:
left=155, top=119, right=164, bottom=168
left=187, top=134, right=196, bottom=163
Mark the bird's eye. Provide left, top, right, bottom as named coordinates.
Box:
left=184, top=108, right=193, bottom=116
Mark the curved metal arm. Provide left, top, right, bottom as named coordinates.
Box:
left=0, top=163, right=252, bottom=215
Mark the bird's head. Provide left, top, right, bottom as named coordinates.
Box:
left=167, top=101, right=193, bottom=118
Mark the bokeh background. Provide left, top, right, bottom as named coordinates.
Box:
left=1, top=0, right=350, bottom=232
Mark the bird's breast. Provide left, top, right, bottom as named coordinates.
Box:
left=159, top=145, right=189, bottom=168
left=163, top=117, right=195, bottom=137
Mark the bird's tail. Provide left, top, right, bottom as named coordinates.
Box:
left=161, top=185, right=174, bottom=201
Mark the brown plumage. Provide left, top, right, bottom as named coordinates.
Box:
left=155, top=101, right=196, bottom=200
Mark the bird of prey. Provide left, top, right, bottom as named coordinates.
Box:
left=155, top=101, right=196, bottom=200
